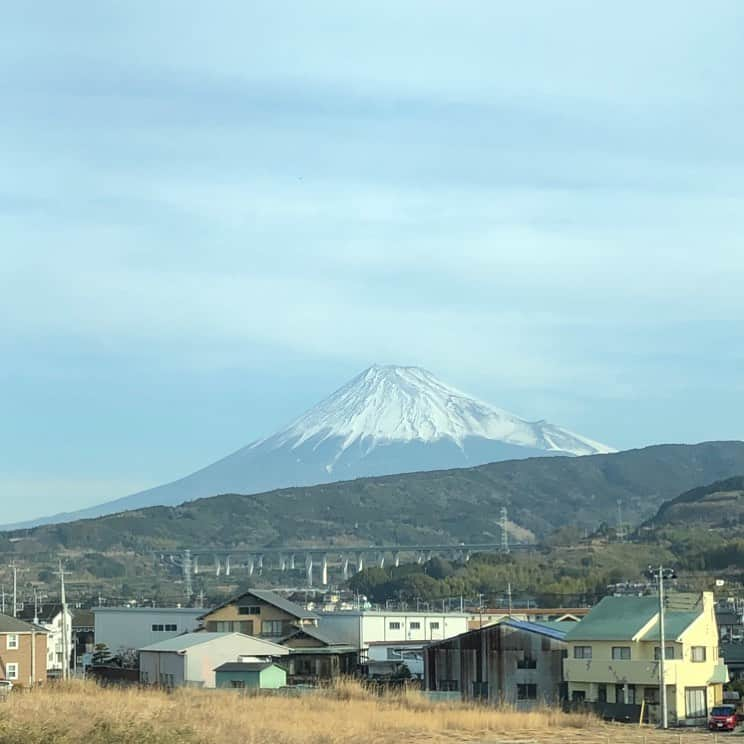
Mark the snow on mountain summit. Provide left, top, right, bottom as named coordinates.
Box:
left=264, top=364, right=614, bottom=457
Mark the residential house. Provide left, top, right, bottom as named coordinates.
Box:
left=563, top=592, right=728, bottom=725
left=18, top=603, right=73, bottom=675
left=199, top=589, right=318, bottom=640
left=215, top=661, right=287, bottom=690
left=93, top=606, right=206, bottom=653
left=0, top=614, right=48, bottom=688
left=424, top=619, right=568, bottom=706
left=139, top=632, right=289, bottom=689
left=277, top=625, right=357, bottom=685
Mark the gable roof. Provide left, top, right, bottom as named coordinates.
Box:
left=0, top=614, right=48, bottom=634
left=199, top=589, right=318, bottom=622
left=278, top=625, right=345, bottom=647
left=564, top=595, right=704, bottom=642
left=139, top=631, right=289, bottom=654
left=639, top=613, right=700, bottom=642
left=501, top=618, right=569, bottom=641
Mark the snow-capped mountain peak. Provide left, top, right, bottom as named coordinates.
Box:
left=264, top=364, right=614, bottom=457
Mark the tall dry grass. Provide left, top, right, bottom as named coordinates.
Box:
left=0, top=678, right=709, bottom=744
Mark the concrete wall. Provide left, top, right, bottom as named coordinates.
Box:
left=94, top=608, right=205, bottom=652
left=318, top=612, right=469, bottom=648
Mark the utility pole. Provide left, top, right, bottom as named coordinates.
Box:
left=507, top=583, right=513, bottom=617
left=58, top=560, right=69, bottom=681
left=658, top=565, right=668, bottom=729
left=616, top=499, right=625, bottom=543
left=9, top=561, right=18, bottom=617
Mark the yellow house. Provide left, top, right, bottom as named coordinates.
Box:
left=564, top=592, right=728, bottom=725
left=199, top=589, right=318, bottom=640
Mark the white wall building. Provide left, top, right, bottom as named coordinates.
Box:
left=317, top=611, right=470, bottom=650
left=18, top=605, right=73, bottom=675
left=93, top=607, right=207, bottom=654
left=139, top=632, right=290, bottom=688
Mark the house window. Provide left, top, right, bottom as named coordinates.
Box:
left=430, top=622, right=440, bottom=630
left=210, top=621, right=236, bottom=633
left=612, top=647, right=631, bottom=660
left=472, top=681, right=488, bottom=699
left=6, top=634, right=19, bottom=650
left=644, top=687, right=659, bottom=704
left=151, top=624, right=164, bottom=632
left=5, top=663, right=18, bottom=680
left=685, top=687, right=707, bottom=718
left=571, top=690, right=586, bottom=702
left=573, top=646, right=592, bottom=659
left=654, top=646, right=675, bottom=660
left=239, top=606, right=261, bottom=615
left=691, top=646, right=706, bottom=662
left=238, top=621, right=254, bottom=635
left=389, top=622, right=401, bottom=630
left=517, top=683, right=537, bottom=700
left=597, top=684, right=607, bottom=703
left=517, top=654, right=537, bottom=669
left=409, top=622, right=420, bottom=630
left=261, top=621, right=283, bottom=637
left=165, top=625, right=177, bottom=632
left=231, top=680, right=246, bottom=688
left=387, top=648, right=403, bottom=660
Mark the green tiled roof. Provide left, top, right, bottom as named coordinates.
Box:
left=564, top=596, right=658, bottom=641
left=639, top=613, right=699, bottom=642
left=564, top=596, right=702, bottom=643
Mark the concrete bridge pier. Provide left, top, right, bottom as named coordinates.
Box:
left=193, top=556, right=199, bottom=574
left=215, top=557, right=221, bottom=577
left=378, top=552, right=385, bottom=569
left=289, top=554, right=296, bottom=570
left=256, top=554, right=264, bottom=575
left=321, top=554, right=329, bottom=586
left=246, top=556, right=255, bottom=577
left=305, top=553, right=313, bottom=587
left=225, top=555, right=231, bottom=576
left=356, top=553, right=365, bottom=573
left=394, top=551, right=400, bottom=568
left=342, top=557, right=350, bottom=581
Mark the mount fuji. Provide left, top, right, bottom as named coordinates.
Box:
left=13, top=365, right=614, bottom=527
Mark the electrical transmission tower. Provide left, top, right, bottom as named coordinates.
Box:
left=500, top=506, right=510, bottom=554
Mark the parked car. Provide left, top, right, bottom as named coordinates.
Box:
left=709, top=705, right=738, bottom=731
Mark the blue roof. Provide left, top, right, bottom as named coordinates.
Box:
left=502, top=618, right=568, bottom=641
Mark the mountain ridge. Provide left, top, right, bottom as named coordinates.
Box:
left=4, top=441, right=744, bottom=550
left=9, top=364, right=614, bottom=529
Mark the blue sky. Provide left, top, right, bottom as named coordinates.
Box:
left=2, top=1, right=743, bottom=522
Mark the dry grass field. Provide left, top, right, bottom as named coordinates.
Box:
left=0, top=680, right=730, bottom=744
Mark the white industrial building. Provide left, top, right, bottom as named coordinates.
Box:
left=93, top=607, right=206, bottom=654
left=317, top=610, right=469, bottom=649
left=139, top=632, right=289, bottom=688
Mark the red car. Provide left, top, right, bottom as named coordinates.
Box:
left=709, top=705, right=738, bottom=731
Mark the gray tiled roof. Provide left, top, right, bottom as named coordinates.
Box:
left=0, top=614, right=48, bottom=634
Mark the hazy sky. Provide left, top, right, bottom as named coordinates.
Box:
left=2, top=2, right=743, bottom=522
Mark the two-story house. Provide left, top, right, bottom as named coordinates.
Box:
left=19, top=603, right=73, bottom=676
left=0, top=614, right=48, bottom=688
left=199, top=589, right=318, bottom=640
left=564, top=592, right=728, bottom=725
